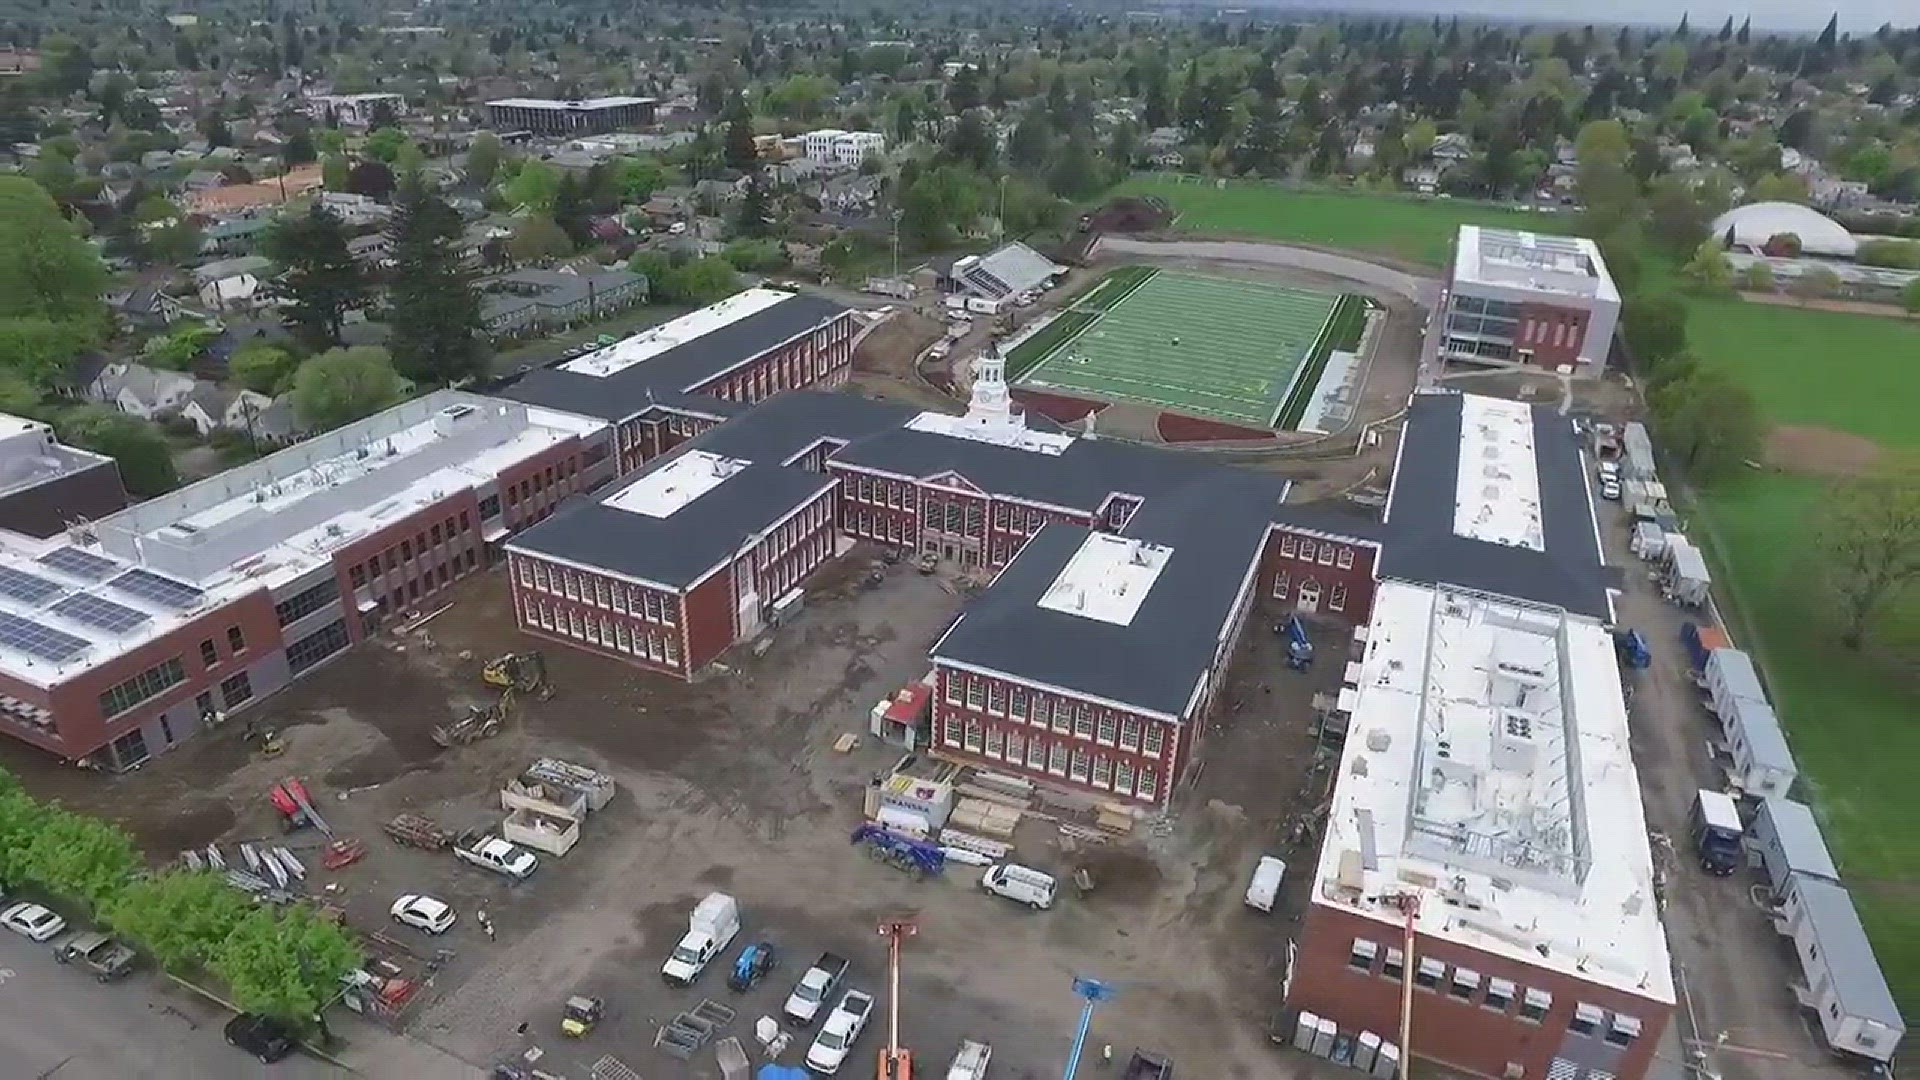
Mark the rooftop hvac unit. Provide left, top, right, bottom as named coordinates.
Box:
left=1353, top=1032, right=1381, bottom=1072
left=1311, top=1017, right=1336, bottom=1058
left=1494, top=710, right=1539, bottom=772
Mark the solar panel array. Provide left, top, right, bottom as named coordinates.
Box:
left=0, top=611, right=89, bottom=663
left=108, top=568, right=206, bottom=610
left=0, top=566, right=64, bottom=604
left=51, top=593, right=151, bottom=634
left=39, top=547, right=120, bottom=581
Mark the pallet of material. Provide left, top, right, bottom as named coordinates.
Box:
left=938, top=828, right=1012, bottom=860
left=955, top=782, right=1032, bottom=810
left=1058, top=823, right=1111, bottom=845
left=969, top=771, right=1035, bottom=800
left=1095, top=805, right=1136, bottom=835
left=949, top=797, right=1022, bottom=838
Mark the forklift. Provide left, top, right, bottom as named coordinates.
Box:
left=561, top=995, right=604, bottom=1038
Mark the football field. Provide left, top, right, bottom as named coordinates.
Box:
left=1015, top=269, right=1344, bottom=428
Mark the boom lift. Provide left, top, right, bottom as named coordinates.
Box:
left=876, top=917, right=918, bottom=1080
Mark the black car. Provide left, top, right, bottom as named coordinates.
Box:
left=224, top=1012, right=298, bottom=1064
left=727, top=940, right=779, bottom=991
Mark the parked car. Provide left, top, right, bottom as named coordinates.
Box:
left=1, top=901, right=67, bottom=941
left=728, top=940, right=780, bottom=992
left=1600, top=478, right=1622, bottom=501
left=224, top=1012, right=298, bottom=1064
left=390, top=894, right=457, bottom=935
left=804, top=989, right=876, bottom=1074
left=54, top=931, right=139, bottom=981
left=981, top=864, right=1057, bottom=910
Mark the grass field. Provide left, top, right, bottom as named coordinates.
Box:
left=1016, top=269, right=1343, bottom=427
left=1683, top=296, right=1920, bottom=1018
left=1112, top=175, right=1573, bottom=266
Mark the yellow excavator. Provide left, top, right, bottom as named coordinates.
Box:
left=481, top=651, right=550, bottom=698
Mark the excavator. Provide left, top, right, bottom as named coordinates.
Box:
left=877, top=918, right=917, bottom=1080
left=482, top=651, right=550, bottom=697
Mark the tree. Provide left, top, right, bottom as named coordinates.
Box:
left=508, top=214, right=572, bottom=264
left=385, top=184, right=487, bottom=387
left=1749, top=173, right=1810, bottom=204
left=0, top=178, right=109, bottom=324
left=1790, top=265, right=1842, bottom=299
left=1574, top=119, right=1630, bottom=168
left=346, top=161, right=397, bottom=203
left=9, top=804, right=137, bottom=916
left=292, top=347, right=406, bottom=428
left=467, top=131, right=503, bottom=188
left=900, top=166, right=985, bottom=248
left=615, top=158, right=663, bottom=203
left=230, top=343, right=296, bottom=395
left=1622, top=293, right=1689, bottom=363
left=321, top=152, right=349, bottom=192
left=1901, top=278, right=1920, bottom=318
left=266, top=205, right=368, bottom=350
left=735, top=177, right=773, bottom=239
left=671, top=257, right=743, bottom=305
left=213, top=906, right=362, bottom=1030
left=394, top=141, right=426, bottom=180
left=1649, top=368, right=1764, bottom=481
left=55, top=407, right=178, bottom=495
left=948, top=65, right=981, bottom=113
left=551, top=174, right=592, bottom=248
left=1404, top=118, right=1437, bottom=161
left=1743, top=262, right=1777, bottom=292
left=723, top=99, right=758, bottom=173
left=1008, top=112, right=1054, bottom=173
left=1681, top=239, right=1733, bottom=292
left=0, top=317, right=97, bottom=388
left=363, top=127, right=407, bottom=163
left=1048, top=136, right=1103, bottom=200
left=1814, top=458, right=1920, bottom=650
left=106, top=869, right=252, bottom=972
left=503, top=160, right=561, bottom=212
left=1646, top=179, right=1715, bottom=256
left=945, top=111, right=996, bottom=174
left=132, top=194, right=201, bottom=265
left=282, top=130, right=316, bottom=168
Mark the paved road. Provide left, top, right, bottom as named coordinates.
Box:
left=1099, top=237, right=1440, bottom=307
left=0, top=928, right=481, bottom=1079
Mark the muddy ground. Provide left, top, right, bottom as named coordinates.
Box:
left=5, top=552, right=1360, bottom=1080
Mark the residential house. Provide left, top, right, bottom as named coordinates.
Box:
left=182, top=168, right=226, bottom=192
left=640, top=187, right=694, bottom=227
left=199, top=271, right=265, bottom=312
left=250, top=394, right=310, bottom=446
left=105, top=287, right=193, bottom=330
left=693, top=177, right=747, bottom=207
left=178, top=383, right=275, bottom=437
left=201, top=215, right=276, bottom=256
left=86, top=362, right=199, bottom=420
left=192, top=255, right=274, bottom=289
left=1402, top=165, right=1442, bottom=194
left=318, top=191, right=390, bottom=228
left=346, top=234, right=392, bottom=268
left=1431, top=132, right=1474, bottom=163
left=816, top=174, right=883, bottom=216
left=477, top=267, right=648, bottom=342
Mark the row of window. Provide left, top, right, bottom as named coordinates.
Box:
left=1450, top=295, right=1522, bottom=319
left=755, top=498, right=831, bottom=569
left=945, top=719, right=1161, bottom=800
left=923, top=497, right=984, bottom=538
left=517, top=560, right=680, bottom=625
left=848, top=472, right=914, bottom=510
left=505, top=458, right=579, bottom=517
left=847, top=507, right=910, bottom=547
left=1444, top=337, right=1517, bottom=361
left=1520, top=315, right=1582, bottom=350
left=993, top=501, right=1066, bottom=537
left=945, top=674, right=1166, bottom=757
left=195, top=625, right=249, bottom=672
left=286, top=620, right=351, bottom=675
left=757, top=530, right=832, bottom=602
left=663, top=413, right=713, bottom=439
left=522, top=598, right=683, bottom=666
left=275, top=579, right=340, bottom=627
left=1445, top=312, right=1520, bottom=338
left=370, top=551, right=477, bottom=619
left=1346, top=939, right=1641, bottom=1046
left=1277, top=534, right=1357, bottom=569
left=1272, top=574, right=1348, bottom=612
left=706, top=337, right=839, bottom=406
left=347, top=510, right=477, bottom=591
left=99, top=657, right=187, bottom=720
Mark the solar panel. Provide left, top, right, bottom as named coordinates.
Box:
left=39, top=547, right=119, bottom=581
left=0, top=611, right=89, bottom=663
left=108, top=568, right=206, bottom=610
left=0, top=566, right=64, bottom=604
left=52, top=593, right=150, bottom=634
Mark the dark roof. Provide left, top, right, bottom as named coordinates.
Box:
left=1377, top=392, right=1616, bottom=618
left=507, top=452, right=833, bottom=589
left=931, top=469, right=1287, bottom=719
left=694, top=390, right=915, bottom=464
left=497, top=293, right=849, bottom=422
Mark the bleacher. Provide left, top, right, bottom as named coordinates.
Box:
left=951, top=242, right=1061, bottom=300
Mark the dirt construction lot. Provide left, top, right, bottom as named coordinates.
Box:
left=6, top=554, right=1359, bottom=1080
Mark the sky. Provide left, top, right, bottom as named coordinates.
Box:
left=1316, top=1, right=1910, bottom=34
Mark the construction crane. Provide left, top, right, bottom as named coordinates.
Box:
left=877, top=917, right=918, bottom=1080
left=1060, top=976, right=1117, bottom=1080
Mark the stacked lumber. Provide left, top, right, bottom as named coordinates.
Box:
left=949, top=797, right=1022, bottom=838
left=1095, top=805, right=1136, bottom=836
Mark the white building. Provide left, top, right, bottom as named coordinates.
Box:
left=306, top=93, right=405, bottom=127
left=800, top=129, right=886, bottom=168
left=1427, top=226, right=1621, bottom=377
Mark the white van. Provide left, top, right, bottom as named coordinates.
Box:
left=981, top=864, right=1056, bottom=910
left=1244, top=856, right=1286, bottom=912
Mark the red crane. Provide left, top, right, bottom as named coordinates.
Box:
left=877, top=917, right=918, bottom=1080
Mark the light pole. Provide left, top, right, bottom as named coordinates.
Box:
left=1061, top=976, right=1117, bottom=1080
left=891, top=209, right=903, bottom=280
left=997, top=175, right=1008, bottom=240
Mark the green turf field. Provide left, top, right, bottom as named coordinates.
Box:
left=1681, top=295, right=1920, bottom=1018
left=1016, top=269, right=1343, bottom=428
left=1112, top=175, right=1573, bottom=266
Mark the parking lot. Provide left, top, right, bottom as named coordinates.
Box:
left=4, top=549, right=1361, bottom=1079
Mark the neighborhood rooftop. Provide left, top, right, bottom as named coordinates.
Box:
left=1314, top=579, right=1674, bottom=1002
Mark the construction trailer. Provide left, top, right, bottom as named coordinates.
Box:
left=1663, top=537, right=1712, bottom=607
left=1621, top=422, right=1656, bottom=481
left=1774, top=873, right=1905, bottom=1064
left=1748, top=797, right=1840, bottom=898
left=1704, top=647, right=1768, bottom=719
left=1629, top=521, right=1665, bottom=561
left=1721, top=693, right=1798, bottom=799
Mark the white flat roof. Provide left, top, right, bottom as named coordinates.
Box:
left=559, top=288, right=795, bottom=378
left=1455, top=225, right=1620, bottom=304
left=1313, top=581, right=1673, bottom=1003
left=1036, top=533, right=1171, bottom=626
left=603, top=450, right=748, bottom=518
left=486, top=96, right=656, bottom=110
left=1454, top=395, right=1544, bottom=551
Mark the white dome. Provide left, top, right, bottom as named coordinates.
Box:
left=1711, top=202, right=1858, bottom=258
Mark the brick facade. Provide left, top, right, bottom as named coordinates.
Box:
left=1515, top=302, right=1592, bottom=367
left=931, top=666, right=1183, bottom=807
left=1263, top=528, right=1381, bottom=623
left=1289, top=903, right=1669, bottom=1080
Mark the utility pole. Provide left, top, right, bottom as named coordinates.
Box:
left=890, top=209, right=903, bottom=279
left=1061, top=976, right=1117, bottom=1080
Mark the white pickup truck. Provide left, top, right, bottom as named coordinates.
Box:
left=662, top=892, right=740, bottom=987
left=452, top=830, right=539, bottom=880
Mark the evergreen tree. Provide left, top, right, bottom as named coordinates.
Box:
left=722, top=100, right=758, bottom=173
left=552, top=173, right=592, bottom=247
left=265, top=205, right=368, bottom=351
left=948, top=65, right=981, bottom=112
left=1815, top=13, right=1838, bottom=50
left=1736, top=17, right=1750, bottom=45
left=384, top=182, right=486, bottom=388
left=735, top=176, right=773, bottom=239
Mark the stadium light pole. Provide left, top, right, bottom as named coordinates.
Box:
left=1061, top=975, right=1117, bottom=1080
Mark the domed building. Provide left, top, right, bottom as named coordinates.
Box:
left=1710, top=201, right=1859, bottom=259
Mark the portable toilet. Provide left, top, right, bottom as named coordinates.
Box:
left=1353, top=1031, right=1381, bottom=1072
left=1311, top=1016, right=1336, bottom=1057
left=1292, top=1011, right=1320, bottom=1053
left=1372, top=1042, right=1402, bottom=1080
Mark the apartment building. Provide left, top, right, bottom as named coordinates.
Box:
left=484, top=97, right=657, bottom=135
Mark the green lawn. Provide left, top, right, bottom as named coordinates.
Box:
left=1016, top=269, right=1342, bottom=427
left=1111, top=175, right=1573, bottom=266
left=1682, top=294, right=1920, bottom=1019
left=1685, top=297, right=1920, bottom=448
